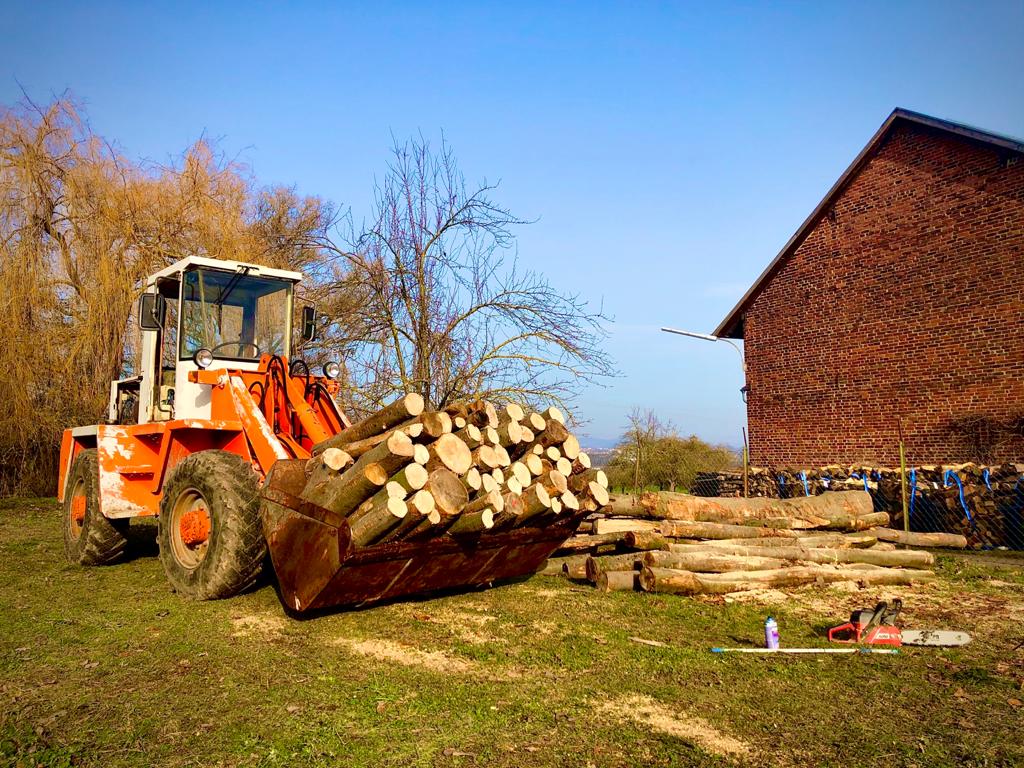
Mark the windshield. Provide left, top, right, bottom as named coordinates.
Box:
left=180, top=269, right=292, bottom=361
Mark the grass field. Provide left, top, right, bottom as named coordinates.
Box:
left=2, top=497, right=1022, bottom=768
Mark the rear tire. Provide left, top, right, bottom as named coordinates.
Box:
left=157, top=450, right=266, bottom=600
left=63, top=449, right=129, bottom=565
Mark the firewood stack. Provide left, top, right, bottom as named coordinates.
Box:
left=297, top=394, right=607, bottom=548
left=540, top=490, right=969, bottom=596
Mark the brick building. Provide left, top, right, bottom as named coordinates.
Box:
left=715, top=109, right=1024, bottom=467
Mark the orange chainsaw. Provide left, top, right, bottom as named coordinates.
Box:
left=828, top=599, right=971, bottom=647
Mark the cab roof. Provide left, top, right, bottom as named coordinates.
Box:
left=147, top=256, right=303, bottom=286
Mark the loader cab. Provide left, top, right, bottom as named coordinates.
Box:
left=126, top=257, right=302, bottom=424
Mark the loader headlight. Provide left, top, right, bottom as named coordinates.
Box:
left=323, top=361, right=341, bottom=380
left=194, top=348, right=214, bottom=369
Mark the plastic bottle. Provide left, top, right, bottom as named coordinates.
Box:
left=764, top=617, right=780, bottom=649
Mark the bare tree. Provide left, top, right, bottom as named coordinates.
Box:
left=318, top=135, right=614, bottom=417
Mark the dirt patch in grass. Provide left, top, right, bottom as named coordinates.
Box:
left=336, top=637, right=479, bottom=674
left=600, top=693, right=750, bottom=759
left=230, top=612, right=288, bottom=639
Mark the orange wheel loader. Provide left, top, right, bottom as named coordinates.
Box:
left=58, top=257, right=585, bottom=612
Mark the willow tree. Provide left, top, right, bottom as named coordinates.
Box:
left=321, top=136, right=614, bottom=417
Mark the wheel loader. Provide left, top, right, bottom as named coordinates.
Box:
left=58, top=256, right=590, bottom=612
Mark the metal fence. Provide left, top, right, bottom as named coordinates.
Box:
left=690, top=466, right=1024, bottom=550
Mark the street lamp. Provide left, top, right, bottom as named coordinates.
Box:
left=659, top=327, right=748, bottom=400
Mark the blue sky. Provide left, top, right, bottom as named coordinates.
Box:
left=3, top=1, right=1022, bottom=447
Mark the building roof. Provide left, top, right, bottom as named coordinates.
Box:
left=713, top=108, right=1024, bottom=339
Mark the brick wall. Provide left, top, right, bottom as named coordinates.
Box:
left=745, top=122, right=1024, bottom=466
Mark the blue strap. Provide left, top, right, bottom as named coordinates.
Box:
left=799, top=471, right=810, bottom=496
left=943, top=470, right=975, bottom=528
left=909, top=468, right=917, bottom=521
left=821, top=472, right=831, bottom=489
left=982, top=468, right=992, bottom=491
left=777, top=474, right=786, bottom=497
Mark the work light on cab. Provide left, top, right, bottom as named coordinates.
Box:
left=193, top=348, right=214, bottom=369
left=323, top=361, right=341, bottom=379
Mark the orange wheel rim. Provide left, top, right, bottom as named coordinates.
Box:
left=170, top=489, right=212, bottom=569
left=68, top=480, right=87, bottom=539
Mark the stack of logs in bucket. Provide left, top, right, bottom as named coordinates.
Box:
left=542, top=490, right=968, bottom=595
left=298, top=394, right=609, bottom=546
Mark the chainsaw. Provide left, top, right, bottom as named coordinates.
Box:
left=828, top=599, right=971, bottom=647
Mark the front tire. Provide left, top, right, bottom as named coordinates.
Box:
left=157, top=451, right=266, bottom=600
left=63, top=449, right=129, bottom=565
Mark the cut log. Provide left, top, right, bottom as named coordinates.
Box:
left=484, top=426, right=501, bottom=446
left=464, top=466, right=482, bottom=492
left=659, top=520, right=801, bottom=540
left=623, top=531, right=672, bottom=551
left=638, top=490, right=877, bottom=526
left=595, top=518, right=660, bottom=535
left=871, top=528, right=968, bottom=548
left=585, top=552, right=643, bottom=581
left=560, top=491, right=580, bottom=512
left=447, top=508, right=495, bottom=535
left=421, top=468, right=467, bottom=516
left=639, top=565, right=936, bottom=595
left=509, top=462, right=532, bottom=488
left=556, top=457, right=574, bottom=477
left=453, top=424, right=483, bottom=448
left=545, top=446, right=562, bottom=462
left=491, top=491, right=526, bottom=529
left=314, top=393, right=424, bottom=454
left=300, top=461, right=388, bottom=517
left=562, top=559, right=588, bottom=579
left=549, top=496, right=563, bottom=515
left=343, top=430, right=416, bottom=487
left=453, top=416, right=467, bottom=430
left=561, top=435, right=581, bottom=461
left=597, top=570, right=641, bottom=592
left=556, top=531, right=625, bottom=552
left=302, top=449, right=353, bottom=498
left=536, top=555, right=585, bottom=577
left=425, top=433, right=472, bottom=475
left=525, top=453, right=544, bottom=477
left=502, top=403, right=526, bottom=422
left=492, top=445, right=512, bottom=467
left=541, top=470, right=569, bottom=495
left=666, top=543, right=934, bottom=569
left=600, top=493, right=652, bottom=517
left=419, top=411, right=454, bottom=439
left=542, top=406, right=565, bottom=425
left=572, top=453, right=592, bottom=473
left=595, top=470, right=608, bottom=489
left=519, top=484, right=552, bottom=522
left=408, top=489, right=436, bottom=516
left=525, top=412, right=546, bottom=432
left=497, top=420, right=524, bottom=446
left=699, top=534, right=877, bottom=550
left=349, top=496, right=407, bottom=547
left=519, top=427, right=535, bottom=443
left=391, top=462, right=429, bottom=494
left=412, top=443, right=430, bottom=466
left=473, top=444, right=501, bottom=469
left=643, top=550, right=790, bottom=572
left=481, top=473, right=498, bottom=494
left=464, top=490, right=503, bottom=517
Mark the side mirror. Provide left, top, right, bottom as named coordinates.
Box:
left=301, top=305, right=318, bottom=342
left=139, top=294, right=166, bottom=331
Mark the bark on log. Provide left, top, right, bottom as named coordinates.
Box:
left=350, top=480, right=406, bottom=523
left=659, top=520, right=801, bottom=540
left=699, top=534, right=878, bottom=549
left=643, top=550, right=790, bottom=572
left=300, top=461, right=388, bottom=517
left=302, top=449, right=354, bottom=498
left=572, top=453, right=592, bottom=473
left=525, top=412, right=547, bottom=433
left=419, top=411, right=454, bottom=439
left=667, top=543, right=935, bottom=568
left=560, top=491, right=580, bottom=512
left=638, top=490, right=874, bottom=523
left=453, top=424, right=483, bottom=448
left=562, top=560, right=588, bottom=579
left=391, top=462, right=429, bottom=493
left=473, top=444, right=501, bottom=469
left=585, top=552, right=643, bottom=581
left=425, top=433, right=472, bottom=475
left=871, top=527, right=969, bottom=549
left=349, top=496, right=407, bottom=547
left=639, top=565, right=936, bottom=595
left=464, top=490, right=503, bottom=516
left=597, top=570, right=641, bottom=592
left=555, top=531, right=625, bottom=552
left=314, top=393, right=424, bottom=454
left=542, top=406, right=565, bottom=424
left=519, top=484, right=552, bottom=522
left=623, top=531, right=672, bottom=551
left=496, top=420, right=524, bottom=446
left=447, top=508, right=495, bottom=535
left=344, top=430, right=416, bottom=486
left=595, top=518, right=660, bottom=535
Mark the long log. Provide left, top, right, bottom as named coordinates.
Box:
left=447, top=508, right=495, bottom=535
left=301, top=449, right=353, bottom=499
left=391, top=462, right=429, bottom=494
left=639, top=565, right=936, bottom=595
left=300, top=461, right=388, bottom=516
left=659, top=520, right=801, bottom=540
left=595, top=518, right=660, bottom=535
left=554, top=531, right=623, bottom=552
left=697, top=533, right=878, bottom=549
left=349, top=496, right=408, bottom=547
left=343, top=430, right=416, bottom=487
left=638, top=490, right=875, bottom=523
left=418, top=411, right=454, bottom=440
left=349, top=481, right=406, bottom=524
left=623, top=531, right=673, bottom=551
left=518, top=484, right=552, bottom=522
left=666, top=543, right=934, bottom=568
left=871, top=527, right=969, bottom=549
left=314, top=393, right=424, bottom=454
left=643, top=550, right=791, bottom=572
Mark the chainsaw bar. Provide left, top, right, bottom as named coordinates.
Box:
left=900, top=630, right=971, bottom=647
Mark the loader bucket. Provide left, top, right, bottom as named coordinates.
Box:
left=260, top=459, right=585, bottom=613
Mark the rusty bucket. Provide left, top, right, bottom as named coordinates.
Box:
left=260, top=459, right=584, bottom=613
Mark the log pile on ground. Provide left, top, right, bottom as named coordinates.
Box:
left=299, top=395, right=606, bottom=547
left=540, top=490, right=968, bottom=596
left=692, top=463, right=1024, bottom=549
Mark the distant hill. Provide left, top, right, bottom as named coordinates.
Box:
left=583, top=446, right=616, bottom=469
